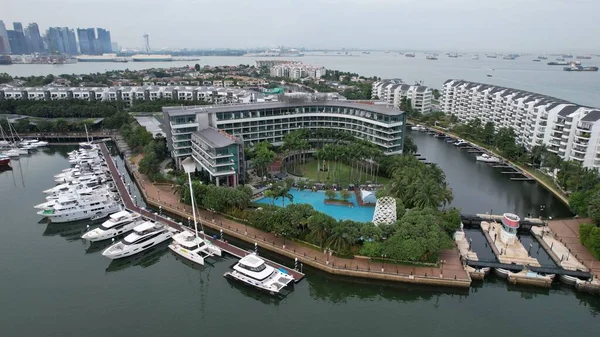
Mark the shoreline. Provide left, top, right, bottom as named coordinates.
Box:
left=106, top=140, right=472, bottom=289
left=416, top=123, right=570, bottom=206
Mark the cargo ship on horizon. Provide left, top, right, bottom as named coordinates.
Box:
left=76, top=54, right=129, bottom=63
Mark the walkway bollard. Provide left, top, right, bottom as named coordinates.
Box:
left=294, top=258, right=298, bottom=270
left=159, top=205, right=162, bottom=216
left=134, top=195, right=137, bottom=206
left=220, top=229, right=223, bottom=241
left=254, top=242, right=258, bottom=254
left=188, top=217, right=191, bottom=227
left=300, top=263, right=303, bottom=273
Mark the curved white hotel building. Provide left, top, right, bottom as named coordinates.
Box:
left=442, top=79, right=600, bottom=169
left=162, top=100, right=406, bottom=184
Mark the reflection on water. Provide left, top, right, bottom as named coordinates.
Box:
left=105, top=242, right=169, bottom=273
left=224, top=276, right=284, bottom=306
left=43, top=221, right=90, bottom=241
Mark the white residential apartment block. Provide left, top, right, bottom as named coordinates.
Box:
left=270, top=62, right=326, bottom=79
left=442, top=79, right=600, bottom=169
left=371, top=80, right=433, bottom=114
left=0, top=85, right=269, bottom=105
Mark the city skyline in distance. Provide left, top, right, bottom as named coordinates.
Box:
left=3, top=0, right=600, bottom=53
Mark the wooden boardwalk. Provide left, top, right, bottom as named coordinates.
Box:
left=99, top=143, right=305, bottom=282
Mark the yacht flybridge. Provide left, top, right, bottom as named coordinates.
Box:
left=102, top=221, right=174, bottom=259
left=82, top=210, right=143, bottom=242
left=224, top=253, right=295, bottom=295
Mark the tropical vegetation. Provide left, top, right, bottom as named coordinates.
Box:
left=579, top=223, right=600, bottom=259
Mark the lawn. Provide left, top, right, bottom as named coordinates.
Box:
left=287, top=159, right=390, bottom=186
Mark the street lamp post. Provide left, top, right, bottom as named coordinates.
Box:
left=381, top=254, right=386, bottom=272
left=440, top=259, right=446, bottom=278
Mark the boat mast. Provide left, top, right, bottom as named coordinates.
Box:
left=187, top=169, right=202, bottom=247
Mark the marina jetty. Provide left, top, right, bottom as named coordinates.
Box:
left=456, top=212, right=600, bottom=294
left=101, top=142, right=471, bottom=289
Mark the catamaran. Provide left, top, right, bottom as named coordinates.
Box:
left=224, top=253, right=295, bottom=295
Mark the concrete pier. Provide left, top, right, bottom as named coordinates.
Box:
left=481, top=221, right=540, bottom=267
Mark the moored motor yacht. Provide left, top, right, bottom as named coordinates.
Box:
left=102, top=221, right=174, bottom=259
left=410, top=124, right=427, bottom=131
left=476, top=153, right=501, bottom=163
left=224, top=253, right=295, bottom=295
left=169, top=228, right=222, bottom=265
left=82, top=210, right=143, bottom=242
left=37, top=193, right=122, bottom=223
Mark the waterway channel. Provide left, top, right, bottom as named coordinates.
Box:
left=408, top=130, right=573, bottom=218
left=1, top=147, right=599, bottom=337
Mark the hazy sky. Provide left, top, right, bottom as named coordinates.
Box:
left=3, top=0, right=600, bottom=52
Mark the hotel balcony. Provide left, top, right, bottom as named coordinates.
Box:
left=547, top=146, right=560, bottom=153
left=572, top=146, right=588, bottom=154
left=576, top=123, right=593, bottom=132
left=571, top=154, right=585, bottom=162
left=550, top=133, right=562, bottom=141
left=170, top=121, right=197, bottom=129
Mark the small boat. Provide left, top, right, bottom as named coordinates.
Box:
left=444, top=137, right=455, bottom=143
left=454, top=139, right=468, bottom=147
left=494, top=268, right=511, bottom=279
left=0, top=154, right=10, bottom=166
left=434, top=132, right=446, bottom=138
left=102, top=221, right=174, bottom=259
left=411, top=124, right=427, bottom=131
left=558, top=274, right=589, bottom=286
left=224, top=253, right=295, bottom=296
left=81, top=210, right=143, bottom=242
left=487, top=74, right=493, bottom=77
left=476, top=153, right=501, bottom=163
left=532, top=59, right=541, bottom=62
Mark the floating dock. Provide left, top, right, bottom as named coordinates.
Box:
left=100, top=143, right=305, bottom=282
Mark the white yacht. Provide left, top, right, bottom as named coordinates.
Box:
left=43, top=180, right=113, bottom=195
left=410, top=124, right=427, bottom=131
left=224, top=253, right=295, bottom=295
left=21, top=139, right=48, bottom=147
left=454, top=139, right=469, bottom=147
left=37, top=193, right=122, bottom=223
left=82, top=210, right=143, bottom=242
left=102, top=221, right=174, bottom=259
left=169, top=228, right=222, bottom=265
left=476, top=153, right=502, bottom=163
left=35, top=186, right=110, bottom=209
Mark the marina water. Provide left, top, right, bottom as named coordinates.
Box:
left=1, top=145, right=598, bottom=337
left=3, top=52, right=599, bottom=107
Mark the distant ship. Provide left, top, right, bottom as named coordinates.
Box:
left=244, top=48, right=304, bottom=57
left=0, top=55, right=12, bottom=65
left=405, top=52, right=415, bottom=57
left=548, top=61, right=569, bottom=66
left=564, top=62, right=598, bottom=72
left=77, top=53, right=129, bottom=63
left=131, top=54, right=173, bottom=62
left=576, top=55, right=592, bottom=60
left=537, top=55, right=548, bottom=60
left=486, top=54, right=497, bottom=59
left=426, top=54, right=438, bottom=60
left=448, top=52, right=459, bottom=58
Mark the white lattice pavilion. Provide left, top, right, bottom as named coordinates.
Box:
left=372, top=197, right=397, bottom=226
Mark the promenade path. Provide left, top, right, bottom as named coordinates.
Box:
left=127, top=157, right=470, bottom=286
left=548, top=218, right=600, bottom=279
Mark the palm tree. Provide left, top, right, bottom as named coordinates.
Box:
left=410, top=179, right=443, bottom=209
left=307, top=213, right=335, bottom=247
left=273, top=185, right=294, bottom=207
left=326, top=223, right=353, bottom=254
left=263, top=190, right=276, bottom=206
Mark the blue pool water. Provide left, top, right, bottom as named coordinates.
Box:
left=256, top=189, right=375, bottom=222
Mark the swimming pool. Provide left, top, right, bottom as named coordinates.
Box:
left=256, top=189, right=375, bottom=222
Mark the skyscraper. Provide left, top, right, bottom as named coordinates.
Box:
left=10, top=22, right=29, bottom=54
left=46, top=27, right=71, bottom=54
left=66, top=29, right=78, bottom=54
left=25, top=23, right=44, bottom=53
left=77, top=28, right=98, bottom=54
left=0, top=20, right=10, bottom=54
left=96, top=28, right=112, bottom=54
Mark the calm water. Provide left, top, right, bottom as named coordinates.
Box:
left=1, top=147, right=599, bottom=337
left=409, top=130, right=573, bottom=218
left=3, top=52, right=599, bottom=107
left=256, top=189, right=374, bottom=222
